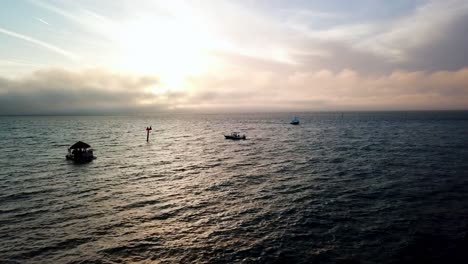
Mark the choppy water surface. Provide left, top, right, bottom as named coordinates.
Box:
left=0, top=112, right=467, bottom=263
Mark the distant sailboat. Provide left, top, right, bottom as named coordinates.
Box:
left=290, top=117, right=300, bottom=125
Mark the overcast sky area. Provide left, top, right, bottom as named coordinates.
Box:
left=1, top=0, right=468, bottom=114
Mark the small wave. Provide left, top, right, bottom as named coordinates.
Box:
left=119, top=199, right=161, bottom=210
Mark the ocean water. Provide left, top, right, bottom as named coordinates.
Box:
left=0, top=112, right=467, bottom=264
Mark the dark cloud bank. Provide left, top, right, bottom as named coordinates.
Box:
left=0, top=69, right=163, bottom=115
left=1, top=66, right=468, bottom=115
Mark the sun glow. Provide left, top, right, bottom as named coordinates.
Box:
left=114, top=15, right=216, bottom=93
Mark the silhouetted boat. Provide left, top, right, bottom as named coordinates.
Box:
left=66, top=141, right=96, bottom=163
left=224, top=132, right=246, bottom=140
left=290, top=117, right=300, bottom=125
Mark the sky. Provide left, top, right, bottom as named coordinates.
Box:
left=0, top=0, right=468, bottom=114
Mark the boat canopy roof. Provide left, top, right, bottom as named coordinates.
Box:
left=69, top=141, right=91, bottom=149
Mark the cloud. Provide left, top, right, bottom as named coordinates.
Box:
left=292, top=0, right=468, bottom=71
left=24, top=0, right=468, bottom=74
left=356, top=0, right=468, bottom=64
left=0, top=27, right=78, bottom=61
left=1, top=66, right=467, bottom=114
left=0, top=68, right=161, bottom=114
left=185, top=66, right=468, bottom=111
left=193, top=0, right=468, bottom=73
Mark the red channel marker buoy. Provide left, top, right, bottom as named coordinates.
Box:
left=146, top=126, right=152, bottom=142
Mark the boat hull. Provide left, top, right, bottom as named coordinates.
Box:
left=66, top=154, right=96, bottom=163
left=224, top=135, right=246, bottom=140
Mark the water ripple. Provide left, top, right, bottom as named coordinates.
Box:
left=0, top=112, right=467, bottom=263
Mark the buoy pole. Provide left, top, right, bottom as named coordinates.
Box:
left=146, top=126, right=152, bottom=142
